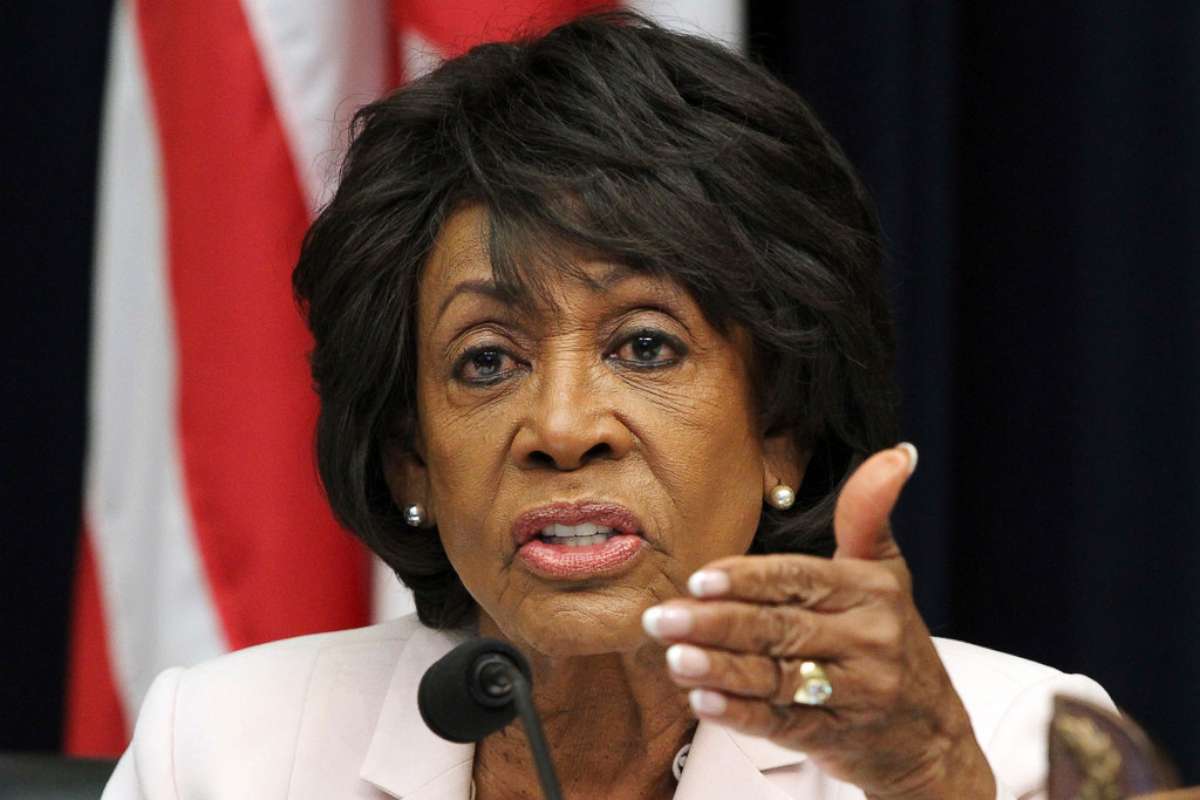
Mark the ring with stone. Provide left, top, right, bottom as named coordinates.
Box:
left=793, top=660, right=833, bottom=706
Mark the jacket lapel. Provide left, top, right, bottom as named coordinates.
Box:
left=360, top=625, right=475, bottom=800
left=673, top=721, right=807, bottom=799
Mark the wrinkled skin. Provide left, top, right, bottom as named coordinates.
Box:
left=385, top=206, right=994, bottom=799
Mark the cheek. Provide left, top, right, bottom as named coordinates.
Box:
left=632, top=362, right=764, bottom=567
left=420, top=403, right=514, bottom=584
left=664, top=399, right=763, bottom=563
left=422, top=374, right=517, bottom=495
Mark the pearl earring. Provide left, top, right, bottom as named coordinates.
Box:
left=767, top=484, right=795, bottom=510
left=404, top=504, right=427, bottom=527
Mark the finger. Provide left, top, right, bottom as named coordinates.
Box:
left=833, top=443, right=918, bottom=562
left=664, top=643, right=850, bottom=707
left=642, top=599, right=847, bottom=657
left=687, top=553, right=900, bottom=611
left=687, top=688, right=833, bottom=748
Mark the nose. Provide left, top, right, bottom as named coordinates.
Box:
left=511, top=359, right=634, bottom=471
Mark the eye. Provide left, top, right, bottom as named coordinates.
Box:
left=455, top=346, right=519, bottom=384
left=609, top=329, right=685, bottom=368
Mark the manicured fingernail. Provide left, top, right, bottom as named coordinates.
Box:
left=689, top=688, right=727, bottom=716
left=642, top=606, right=694, bottom=638
left=688, top=569, right=730, bottom=598
left=666, top=644, right=710, bottom=677
left=896, top=442, right=919, bottom=475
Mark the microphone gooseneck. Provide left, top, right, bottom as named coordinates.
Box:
left=417, top=638, right=563, bottom=800
left=506, top=667, right=561, bottom=800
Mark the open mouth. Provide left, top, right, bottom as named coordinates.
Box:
left=536, top=522, right=622, bottom=547
left=512, top=502, right=646, bottom=578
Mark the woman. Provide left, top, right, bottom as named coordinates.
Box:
left=104, top=12, right=1110, bottom=800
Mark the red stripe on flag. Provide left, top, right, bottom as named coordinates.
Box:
left=135, top=0, right=369, bottom=650
left=64, top=529, right=129, bottom=756
left=395, top=0, right=616, bottom=58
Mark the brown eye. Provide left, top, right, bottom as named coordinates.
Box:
left=609, top=329, right=685, bottom=367
left=456, top=347, right=518, bottom=384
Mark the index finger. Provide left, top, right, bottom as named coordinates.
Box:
left=687, top=554, right=902, bottom=612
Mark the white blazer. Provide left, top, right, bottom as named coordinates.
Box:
left=102, top=614, right=1112, bottom=799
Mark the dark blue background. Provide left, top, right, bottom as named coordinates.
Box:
left=749, top=3, right=1200, bottom=779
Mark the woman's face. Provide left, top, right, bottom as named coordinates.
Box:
left=392, top=206, right=792, bottom=657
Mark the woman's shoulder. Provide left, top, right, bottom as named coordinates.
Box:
left=933, top=635, right=1112, bottom=720
left=187, top=613, right=429, bottom=676
left=160, top=613, right=446, bottom=725
left=153, top=614, right=431, bottom=710
left=931, top=636, right=1114, bottom=794
left=105, top=614, right=453, bottom=800
left=933, top=636, right=1071, bottom=688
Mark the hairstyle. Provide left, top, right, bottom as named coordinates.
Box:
left=293, top=11, right=899, bottom=629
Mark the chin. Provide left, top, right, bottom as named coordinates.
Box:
left=492, top=591, right=651, bottom=659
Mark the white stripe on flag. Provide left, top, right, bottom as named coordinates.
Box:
left=627, top=0, right=744, bottom=50
left=401, top=25, right=444, bottom=84
left=240, top=0, right=393, bottom=212
left=85, top=0, right=228, bottom=715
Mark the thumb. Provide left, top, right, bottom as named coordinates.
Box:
left=833, top=443, right=918, bottom=561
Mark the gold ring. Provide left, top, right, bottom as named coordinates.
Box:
left=793, top=660, right=833, bottom=706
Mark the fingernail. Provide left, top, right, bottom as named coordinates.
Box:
left=666, top=644, right=710, bottom=677
left=687, top=569, right=730, bottom=598
left=642, top=606, right=694, bottom=638
left=896, top=442, right=919, bottom=475
left=689, top=688, right=727, bottom=716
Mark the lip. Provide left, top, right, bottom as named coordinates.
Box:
left=511, top=501, right=644, bottom=546
left=511, top=501, right=647, bottom=580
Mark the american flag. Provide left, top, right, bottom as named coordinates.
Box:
left=66, top=0, right=741, bottom=756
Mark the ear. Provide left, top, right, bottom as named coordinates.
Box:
left=381, top=431, right=436, bottom=528
left=761, top=430, right=810, bottom=496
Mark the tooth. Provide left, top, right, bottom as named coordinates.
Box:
left=539, top=523, right=618, bottom=541
left=545, top=523, right=589, bottom=538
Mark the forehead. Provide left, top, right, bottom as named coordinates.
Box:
left=422, top=205, right=492, bottom=288
left=420, top=204, right=687, bottom=317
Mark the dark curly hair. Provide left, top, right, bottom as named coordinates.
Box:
left=292, top=11, right=899, bottom=629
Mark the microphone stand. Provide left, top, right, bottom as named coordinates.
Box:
left=477, top=657, right=563, bottom=800
left=509, top=669, right=563, bottom=800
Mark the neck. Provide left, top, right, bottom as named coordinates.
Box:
left=472, top=616, right=694, bottom=800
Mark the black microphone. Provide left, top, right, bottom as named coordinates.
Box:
left=418, top=638, right=563, bottom=800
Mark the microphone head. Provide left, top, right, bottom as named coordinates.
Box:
left=418, top=637, right=532, bottom=743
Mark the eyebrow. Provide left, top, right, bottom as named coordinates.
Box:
left=434, top=267, right=645, bottom=324
left=435, top=279, right=515, bottom=323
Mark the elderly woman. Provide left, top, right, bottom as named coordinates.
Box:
left=103, top=12, right=1111, bottom=800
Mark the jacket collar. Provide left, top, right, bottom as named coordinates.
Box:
left=360, top=624, right=474, bottom=800
left=360, top=624, right=807, bottom=799
left=674, top=720, right=806, bottom=799
left=722, top=725, right=808, bottom=772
